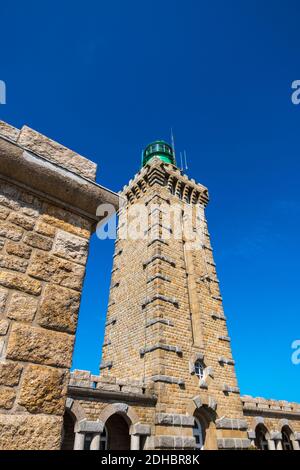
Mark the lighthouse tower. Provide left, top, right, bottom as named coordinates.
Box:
left=100, top=141, right=249, bottom=449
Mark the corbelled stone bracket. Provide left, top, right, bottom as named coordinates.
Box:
left=151, top=375, right=185, bottom=386
left=99, top=361, right=113, bottom=370
left=223, top=384, right=240, bottom=394
left=140, top=343, right=182, bottom=357
left=145, top=318, right=174, bottom=327
left=142, top=294, right=179, bottom=309
left=143, top=254, right=176, bottom=269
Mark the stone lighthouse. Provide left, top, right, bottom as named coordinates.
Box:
left=98, top=140, right=249, bottom=449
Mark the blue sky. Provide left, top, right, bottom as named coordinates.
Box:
left=1, top=0, right=299, bottom=402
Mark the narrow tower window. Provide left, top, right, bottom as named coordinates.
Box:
left=194, top=359, right=204, bottom=379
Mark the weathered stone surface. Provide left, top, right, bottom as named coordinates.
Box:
left=75, top=420, right=104, bottom=433
left=0, top=319, right=9, bottom=335
left=18, top=365, right=68, bottom=415
left=5, top=241, right=32, bottom=259
left=216, top=417, right=248, bottom=430
left=7, top=293, right=38, bottom=322
left=0, top=221, right=23, bottom=241
left=17, top=125, right=97, bottom=180
left=0, top=288, right=8, bottom=314
left=8, top=212, right=35, bottom=230
left=35, top=221, right=56, bottom=238
left=0, top=237, right=4, bottom=249
left=155, top=413, right=194, bottom=426
left=53, top=230, right=88, bottom=265
left=0, top=414, right=63, bottom=450
left=130, top=424, right=151, bottom=436
left=0, top=206, right=9, bottom=220
left=0, top=387, right=16, bottom=409
left=0, top=183, right=21, bottom=211
left=154, top=436, right=195, bottom=449
left=0, top=121, right=20, bottom=141
left=41, top=204, right=91, bottom=239
left=0, top=272, right=42, bottom=296
left=23, top=232, right=53, bottom=251
left=38, top=284, right=80, bottom=333
left=0, top=362, right=23, bottom=386
left=0, top=254, right=28, bottom=273
left=217, top=438, right=251, bottom=449
left=28, top=251, right=85, bottom=291
left=6, top=323, right=74, bottom=368
left=0, top=339, right=4, bottom=356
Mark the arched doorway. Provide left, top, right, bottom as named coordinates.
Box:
left=254, top=424, right=269, bottom=450
left=282, top=426, right=293, bottom=450
left=61, top=411, right=75, bottom=450
left=193, top=407, right=217, bottom=450
left=105, top=413, right=130, bottom=450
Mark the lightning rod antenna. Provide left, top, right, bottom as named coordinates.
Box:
left=171, top=128, right=177, bottom=166
left=180, top=152, right=183, bottom=171
left=184, top=150, right=188, bottom=170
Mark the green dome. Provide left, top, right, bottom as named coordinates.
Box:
left=142, top=140, right=175, bottom=167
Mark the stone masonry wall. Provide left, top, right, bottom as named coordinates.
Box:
left=0, top=122, right=117, bottom=449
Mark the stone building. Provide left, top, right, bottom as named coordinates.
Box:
left=0, top=123, right=299, bottom=450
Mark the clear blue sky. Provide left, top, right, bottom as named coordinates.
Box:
left=1, top=0, right=299, bottom=402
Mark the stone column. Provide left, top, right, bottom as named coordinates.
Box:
left=292, top=440, right=300, bottom=450
left=131, top=434, right=140, bottom=450
left=129, top=423, right=151, bottom=450
left=74, top=432, right=85, bottom=450
left=247, top=430, right=256, bottom=449
left=267, top=439, right=276, bottom=450
left=276, top=440, right=282, bottom=450
left=0, top=121, right=118, bottom=450
left=90, top=433, right=101, bottom=450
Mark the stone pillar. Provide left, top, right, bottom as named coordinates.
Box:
left=131, top=434, right=140, bottom=450
left=90, top=433, right=101, bottom=450
left=74, top=432, right=85, bottom=450
left=247, top=430, right=256, bottom=449
left=292, top=440, right=300, bottom=450
left=276, top=440, right=283, bottom=450
left=267, top=439, right=276, bottom=450
left=0, top=121, right=118, bottom=450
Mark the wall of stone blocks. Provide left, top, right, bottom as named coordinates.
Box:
left=0, top=122, right=118, bottom=450
left=0, top=180, right=93, bottom=449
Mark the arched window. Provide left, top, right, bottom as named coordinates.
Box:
left=84, top=433, right=93, bottom=450
left=282, top=427, right=293, bottom=450
left=193, top=417, right=204, bottom=450
left=255, top=424, right=268, bottom=450
left=100, top=427, right=108, bottom=450
left=194, top=360, right=204, bottom=379
left=61, top=411, right=75, bottom=450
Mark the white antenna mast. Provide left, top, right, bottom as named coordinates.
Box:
left=179, top=152, right=183, bottom=171
left=184, top=150, right=188, bottom=170
left=171, top=128, right=177, bottom=165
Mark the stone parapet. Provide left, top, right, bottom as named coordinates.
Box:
left=69, top=369, right=154, bottom=397
left=241, top=395, right=300, bottom=415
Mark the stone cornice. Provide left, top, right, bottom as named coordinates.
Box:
left=68, top=385, right=157, bottom=406
left=121, top=157, right=209, bottom=206
left=0, top=133, right=119, bottom=223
